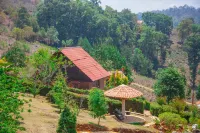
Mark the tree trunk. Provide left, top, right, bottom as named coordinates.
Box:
left=98, top=117, right=101, bottom=125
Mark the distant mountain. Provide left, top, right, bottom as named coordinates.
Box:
left=137, top=5, right=200, bottom=27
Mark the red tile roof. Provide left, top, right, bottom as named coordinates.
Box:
left=61, top=47, right=110, bottom=81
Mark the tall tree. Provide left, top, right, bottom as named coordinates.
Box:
left=177, top=18, right=194, bottom=43
left=184, top=32, right=200, bottom=104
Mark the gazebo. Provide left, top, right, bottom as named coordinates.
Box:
left=104, top=84, right=143, bottom=116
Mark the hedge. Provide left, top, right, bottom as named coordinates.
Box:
left=150, top=102, right=162, bottom=116
left=66, top=87, right=89, bottom=95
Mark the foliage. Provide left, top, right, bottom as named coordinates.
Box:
left=78, top=37, right=92, bottom=54
left=57, top=106, right=77, bottom=133
left=132, top=48, right=153, bottom=76
left=150, top=5, right=200, bottom=27
left=0, top=11, right=6, bottom=24
left=150, top=102, right=162, bottom=116
left=184, top=33, right=200, bottom=89
left=12, top=27, right=25, bottom=40
left=88, top=88, right=108, bottom=125
left=154, top=67, right=186, bottom=102
left=156, top=97, right=167, bottom=105
left=169, top=98, right=186, bottom=114
left=177, top=18, right=194, bottom=43
left=197, top=85, right=200, bottom=100
left=107, top=70, right=128, bottom=89
left=0, top=40, right=8, bottom=49
left=3, top=42, right=27, bottom=67
left=37, top=0, right=137, bottom=45
left=62, top=39, right=73, bottom=47
left=144, top=101, right=150, bottom=110
left=26, top=48, right=68, bottom=97
left=142, top=12, right=173, bottom=35
left=15, top=7, right=30, bottom=28
left=162, top=105, right=177, bottom=113
left=131, top=98, right=144, bottom=114
left=0, top=62, right=25, bottom=133
left=159, top=112, right=187, bottom=131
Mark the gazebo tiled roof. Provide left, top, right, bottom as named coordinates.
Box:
left=104, top=84, right=143, bottom=99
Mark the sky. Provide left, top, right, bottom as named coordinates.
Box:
left=100, top=0, right=200, bottom=13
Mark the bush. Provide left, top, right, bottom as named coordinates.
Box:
left=57, top=106, right=77, bottom=133
left=150, top=102, right=162, bottom=116
left=180, top=111, right=192, bottom=123
left=169, top=98, right=186, bottom=113
left=189, top=117, right=198, bottom=124
left=162, top=105, right=177, bottom=113
left=3, top=42, right=26, bottom=67
left=66, top=87, right=89, bottom=95
left=156, top=97, right=167, bottom=105
left=159, top=112, right=187, bottom=130
left=0, top=40, right=8, bottom=49
left=144, top=101, right=151, bottom=110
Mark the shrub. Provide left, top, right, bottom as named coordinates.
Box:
left=169, top=98, right=186, bottom=113
left=12, top=27, right=25, bottom=40
left=162, top=105, right=177, bottom=113
left=144, top=101, right=151, bottom=110
left=66, top=87, right=89, bottom=95
left=0, top=40, right=8, bottom=49
left=159, top=112, right=187, bottom=130
left=57, top=106, right=77, bottom=133
left=150, top=102, right=162, bottom=116
left=3, top=42, right=26, bottom=67
left=180, top=111, right=192, bottom=123
left=88, top=88, right=108, bottom=125
left=156, top=97, right=167, bottom=105
left=189, top=117, right=198, bottom=124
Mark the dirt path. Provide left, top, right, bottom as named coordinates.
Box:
left=18, top=94, right=157, bottom=133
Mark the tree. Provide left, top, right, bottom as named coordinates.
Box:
left=132, top=48, right=153, bottom=76
left=78, top=37, right=92, bottom=54
left=177, top=18, right=194, bottom=43
left=57, top=106, right=77, bottom=133
left=154, top=67, right=186, bottom=102
left=62, top=39, right=73, bottom=47
left=88, top=88, right=108, bottom=125
left=15, top=7, right=30, bottom=28
left=46, top=26, right=59, bottom=45
left=184, top=33, right=200, bottom=104
left=3, top=42, right=26, bottom=67
left=142, top=12, right=173, bottom=35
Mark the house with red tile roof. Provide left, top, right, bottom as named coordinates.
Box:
left=60, top=47, right=110, bottom=89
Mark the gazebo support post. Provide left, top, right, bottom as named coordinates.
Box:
left=122, top=99, right=126, bottom=117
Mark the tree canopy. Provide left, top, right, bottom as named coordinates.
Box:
left=154, top=67, right=186, bottom=102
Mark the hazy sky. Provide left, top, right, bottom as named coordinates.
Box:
left=101, top=0, right=200, bottom=13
